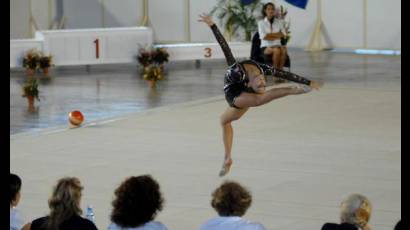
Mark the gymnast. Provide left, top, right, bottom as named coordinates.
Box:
left=198, top=14, right=323, bottom=177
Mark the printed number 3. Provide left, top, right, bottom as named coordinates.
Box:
left=204, top=47, right=212, bottom=58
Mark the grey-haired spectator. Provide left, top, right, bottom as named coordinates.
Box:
left=322, top=194, right=372, bottom=230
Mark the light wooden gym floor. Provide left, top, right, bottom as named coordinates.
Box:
left=10, top=51, right=401, bottom=229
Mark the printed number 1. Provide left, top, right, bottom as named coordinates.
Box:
left=94, top=39, right=99, bottom=59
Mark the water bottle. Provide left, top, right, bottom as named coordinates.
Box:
left=85, top=205, right=95, bottom=223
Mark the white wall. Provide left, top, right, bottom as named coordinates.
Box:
left=148, top=0, right=187, bottom=42
left=10, top=0, right=55, bottom=38
left=10, top=0, right=401, bottom=49
left=270, top=0, right=401, bottom=49
left=63, top=0, right=144, bottom=29
left=10, top=0, right=30, bottom=39
left=64, top=0, right=103, bottom=29
left=322, top=0, right=364, bottom=49
left=103, top=0, right=143, bottom=28
left=367, top=0, right=401, bottom=49
left=276, top=0, right=316, bottom=48
left=31, top=0, right=50, bottom=30
left=190, top=0, right=219, bottom=42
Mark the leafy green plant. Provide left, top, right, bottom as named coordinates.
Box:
left=210, top=0, right=263, bottom=41
left=152, top=48, right=169, bottom=65
left=22, top=79, right=40, bottom=101
left=278, top=5, right=291, bottom=45
left=143, top=66, right=163, bottom=81
left=136, top=47, right=153, bottom=67
left=39, top=55, right=52, bottom=68
left=23, top=49, right=41, bottom=70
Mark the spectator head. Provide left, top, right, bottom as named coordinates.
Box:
left=10, top=173, right=22, bottom=206
left=211, top=181, right=252, bottom=217
left=111, top=175, right=164, bottom=228
left=262, top=2, right=276, bottom=18
left=394, top=220, right=402, bottom=230
left=340, top=194, right=372, bottom=228
left=47, top=177, right=83, bottom=229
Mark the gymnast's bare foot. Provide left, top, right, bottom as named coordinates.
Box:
left=310, top=80, right=324, bottom=90
left=219, top=157, right=233, bottom=177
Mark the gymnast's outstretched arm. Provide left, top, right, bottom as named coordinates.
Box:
left=198, top=14, right=236, bottom=66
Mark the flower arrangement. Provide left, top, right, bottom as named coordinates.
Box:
left=143, top=66, right=163, bottom=81
left=152, top=48, right=169, bottom=66
left=277, top=5, right=291, bottom=46
left=276, top=5, right=288, bottom=19
left=22, top=78, right=40, bottom=101
left=23, top=49, right=41, bottom=70
left=136, top=45, right=170, bottom=87
left=137, top=46, right=170, bottom=66
left=39, top=55, right=53, bottom=76
left=22, top=49, right=53, bottom=76
left=137, top=47, right=153, bottom=67
left=39, top=55, right=52, bottom=69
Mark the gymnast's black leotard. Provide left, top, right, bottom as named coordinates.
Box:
left=209, top=24, right=312, bottom=109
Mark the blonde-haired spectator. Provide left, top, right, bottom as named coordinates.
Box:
left=30, top=177, right=97, bottom=230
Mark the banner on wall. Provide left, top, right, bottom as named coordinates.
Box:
left=241, top=0, right=256, bottom=5
left=284, top=0, right=308, bottom=9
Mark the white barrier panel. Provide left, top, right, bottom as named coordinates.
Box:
left=10, top=36, right=248, bottom=68
left=154, top=42, right=251, bottom=61
left=36, top=27, right=153, bottom=66
left=10, top=39, right=43, bottom=68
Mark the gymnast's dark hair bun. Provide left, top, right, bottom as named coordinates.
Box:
left=225, top=60, right=263, bottom=85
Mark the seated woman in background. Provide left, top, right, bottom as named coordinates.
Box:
left=322, top=193, right=372, bottom=230
left=108, top=175, right=167, bottom=230
left=258, top=2, right=287, bottom=71
left=30, top=177, right=97, bottom=230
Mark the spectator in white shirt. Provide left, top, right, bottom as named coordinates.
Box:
left=199, top=181, right=266, bottom=230
left=108, top=175, right=168, bottom=230
left=258, top=2, right=287, bottom=71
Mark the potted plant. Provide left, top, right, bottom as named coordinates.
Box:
left=22, top=49, right=40, bottom=76
left=278, top=6, right=291, bottom=46
left=210, top=0, right=263, bottom=41
left=143, top=65, right=163, bottom=88
left=152, top=48, right=169, bottom=72
left=22, top=78, right=40, bottom=110
left=136, top=46, right=154, bottom=73
left=39, top=55, right=53, bottom=76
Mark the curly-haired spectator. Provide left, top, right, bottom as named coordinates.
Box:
left=30, top=177, right=97, bottom=230
left=322, top=193, right=372, bottom=230
left=108, top=175, right=167, bottom=230
left=199, top=181, right=266, bottom=230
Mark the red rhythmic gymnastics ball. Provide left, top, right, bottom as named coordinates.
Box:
left=69, top=110, right=84, bottom=126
